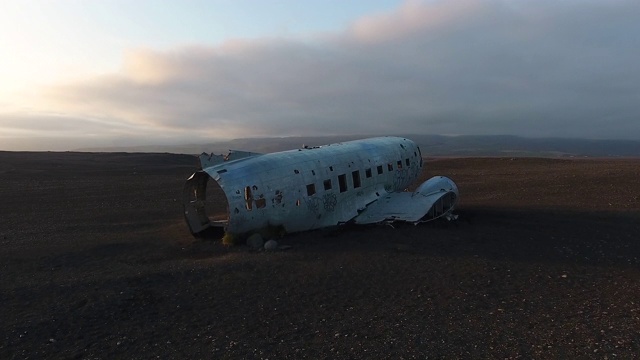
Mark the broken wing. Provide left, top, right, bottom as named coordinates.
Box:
left=353, top=176, right=459, bottom=224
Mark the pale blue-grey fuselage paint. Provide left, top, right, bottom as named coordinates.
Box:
left=183, top=136, right=458, bottom=236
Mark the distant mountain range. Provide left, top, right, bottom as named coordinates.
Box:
left=77, top=135, right=640, bottom=157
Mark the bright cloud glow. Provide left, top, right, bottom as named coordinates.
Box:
left=1, top=0, right=640, bottom=150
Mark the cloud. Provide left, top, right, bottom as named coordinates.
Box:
left=0, top=111, right=212, bottom=150
left=347, top=0, right=485, bottom=43
left=3, top=0, right=640, bottom=150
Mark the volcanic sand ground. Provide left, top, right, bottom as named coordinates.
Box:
left=1, top=152, right=639, bottom=359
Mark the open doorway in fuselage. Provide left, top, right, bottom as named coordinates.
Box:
left=183, top=172, right=229, bottom=237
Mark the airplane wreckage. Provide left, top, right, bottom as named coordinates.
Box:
left=183, top=137, right=458, bottom=240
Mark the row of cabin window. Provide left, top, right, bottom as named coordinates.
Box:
left=305, top=157, right=411, bottom=197
left=243, top=156, right=414, bottom=210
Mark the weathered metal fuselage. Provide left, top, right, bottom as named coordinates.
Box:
left=183, top=137, right=457, bottom=237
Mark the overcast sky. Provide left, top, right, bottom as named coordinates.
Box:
left=1, top=0, right=639, bottom=150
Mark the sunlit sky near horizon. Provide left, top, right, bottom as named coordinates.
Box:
left=1, top=0, right=639, bottom=150
left=1, top=0, right=398, bottom=92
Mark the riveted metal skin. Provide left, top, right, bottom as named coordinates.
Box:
left=183, top=137, right=458, bottom=236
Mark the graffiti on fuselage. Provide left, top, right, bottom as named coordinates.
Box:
left=322, top=193, right=337, bottom=212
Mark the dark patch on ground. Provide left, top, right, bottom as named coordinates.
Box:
left=1, top=153, right=639, bottom=359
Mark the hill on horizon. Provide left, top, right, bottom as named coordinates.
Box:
left=76, top=134, right=640, bottom=158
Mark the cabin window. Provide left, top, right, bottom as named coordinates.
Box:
left=312, top=170, right=316, bottom=175
left=338, top=174, right=347, bottom=193
left=294, top=169, right=300, bottom=174
left=377, top=165, right=383, bottom=175
left=397, top=160, right=402, bottom=169
left=405, top=158, right=410, bottom=166
left=388, top=163, right=393, bottom=171
left=352, top=170, right=361, bottom=188
left=244, top=186, right=253, bottom=211
left=324, top=179, right=332, bottom=190
left=256, top=197, right=266, bottom=209
left=306, top=183, right=316, bottom=196
left=365, top=168, right=372, bottom=178
left=329, top=166, right=334, bottom=171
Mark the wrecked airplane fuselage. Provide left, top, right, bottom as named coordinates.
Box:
left=183, top=137, right=458, bottom=238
